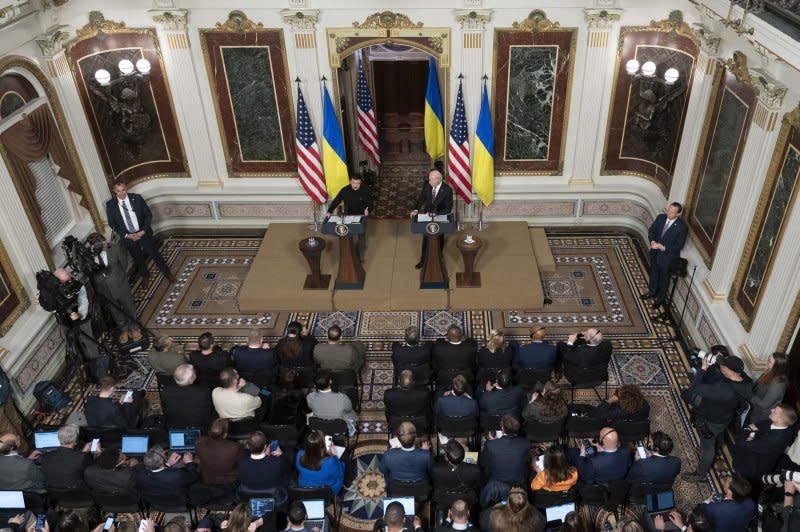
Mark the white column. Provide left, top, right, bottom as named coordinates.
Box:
left=704, top=74, right=787, bottom=299
left=281, top=10, right=322, bottom=137
left=151, top=9, right=220, bottom=187
left=669, top=30, right=721, bottom=203
left=571, top=8, right=622, bottom=185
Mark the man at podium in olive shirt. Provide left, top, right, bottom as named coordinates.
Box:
left=326, top=175, right=371, bottom=257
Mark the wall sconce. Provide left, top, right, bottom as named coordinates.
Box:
left=89, top=58, right=153, bottom=150
left=625, top=59, right=685, bottom=135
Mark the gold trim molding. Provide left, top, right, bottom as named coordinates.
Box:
left=703, top=277, right=726, bottom=300
left=0, top=238, right=30, bottom=337
left=778, top=287, right=800, bottom=352
left=618, top=10, right=700, bottom=53
left=738, top=343, right=766, bottom=372
left=353, top=11, right=423, bottom=30
left=75, top=11, right=128, bottom=42
left=512, top=9, right=563, bottom=33
left=215, top=11, right=264, bottom=33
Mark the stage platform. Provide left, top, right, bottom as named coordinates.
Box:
left=238, top=220, right=545, bottom=312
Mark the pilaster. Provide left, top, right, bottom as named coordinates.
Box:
left=151, top=9, right=221, bottom=187
left=571, top=8, right=622, bottom=185
left=281, top=10, right=322, bottom=137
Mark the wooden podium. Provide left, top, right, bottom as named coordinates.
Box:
left=411, top=214, right=456, bottom=289
left=298, top=237, right=330, bottom=289
left=322, top=216, right=366, bottom=290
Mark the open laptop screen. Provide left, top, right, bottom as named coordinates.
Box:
left=646, top=491, right=675, bottom=513
left=302, top=499, right=326, bottom=520
left=121, top=435, right=149, bottom=455
left=169, top=429, right=200, bottom=451
left=34, top=431, right=60, bottom=450
left=545, top=502, right=575, bottom=526
left=0, top=491, right=25, bottom=509
left=383, top=497, right=415, bottom=516
left=249, top=498, right=275, bottom=518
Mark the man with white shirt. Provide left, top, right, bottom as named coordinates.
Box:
left=411, top=169, right=453, bottom=269
left=643, top=202, right=687, bottom=309
left=105, top=180, right=175, bottom=287
left=732, top=403, right=797, bottom=485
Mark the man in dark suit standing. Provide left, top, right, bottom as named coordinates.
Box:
left=159, top=364, right=214, bottom=430
left=643, top=202, right=688, bottom=308
left=411, top=169, right=454, bottom=269
left=732, top=404, right=797, bottom=485
left=105, top=179, right=175, bottom=286
left=626, top=431, right=681, bottom=486
left=325, top=175, right=372, bottom=257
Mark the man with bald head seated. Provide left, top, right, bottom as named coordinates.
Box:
left=559, top=327, right=613, bottom=383
left=571, top=426, right=632, bottom=485
left=514, top=325, right=557, bottom=370
left=384, top=370, right=431, bottom=422
left=159, top=363, right=214, bottom=429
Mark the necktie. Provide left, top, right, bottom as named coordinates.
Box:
left=433, top=186, right=438, bottom=200
left=660, top=220, right=671, bottom=238
left=121, top=200, right=135, bottom=233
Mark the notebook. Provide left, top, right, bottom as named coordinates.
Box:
left=384, top=497, right=415, bottom=516
left=34, top=431, right=60, bottom=451
left=646, top=491, right=675, bottom=514
left=121, top=435, right=149, bottom=455
left=302, top=499, right=327, bottom=532
left=545, top=502, right=575, bottom=527
left=0, top=491, right=25, bottom=509
left=168, top=428, right=200, bottom=452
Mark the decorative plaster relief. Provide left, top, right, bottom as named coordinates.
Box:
left=697, top=314, right=720, bottom=348
left=581, top=200, right=652, bottom=228
left=484, top=201, right=576, bottom=217
left=151, top=203, right=212, bottom=218
left=219, top=203, right=312, bottom=217
left=15, top=324, right=62, bottom=393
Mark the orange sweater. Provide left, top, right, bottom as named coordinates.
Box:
left=530, top=468, right=578, bottom=492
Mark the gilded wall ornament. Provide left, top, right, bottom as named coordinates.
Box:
left=353, top=11, right=423, bottom=30
left=786, top=103, right=800, bottom=129
left=75, top=11, right=128, bottom=40
left=152, top=10, right=188, bottom=32
left=512, top=9, right=562, bottom=33
left=726, top=50, right=751, bottom=83
left=454, top=10, right=492, bottom=31
left=214, top=10, right=264, bottom=33
left=281, top=10, right=319, bottom=31
left=647, top=10, right=699, bottom=43
left=751, top=67, right=787, bottom=109
left=583, top=9, right=622, bottom=30
left=35, top=28, right=70, bottom=56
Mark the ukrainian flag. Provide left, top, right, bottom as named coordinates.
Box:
left=473, top=82, right=494, bottom=206
left=424, top=57, right=445, bottom=161
left=322, top=84, right=349, bottom=197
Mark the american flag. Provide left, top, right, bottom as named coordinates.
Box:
left=356, top=52, right=381, bottom=165
left=448, top=79, right=472, bottom=204
left=295, top=86, right=327, bottom=204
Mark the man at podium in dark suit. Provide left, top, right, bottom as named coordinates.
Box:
left=411, top=169, right=453, bottom=269
left=326, top=175, right=371, bottom=256
left=643, top=202, right=688, bottom=309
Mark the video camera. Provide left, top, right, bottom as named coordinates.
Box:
left=688, top=344, right=730, bottom=372
left=62, top=235, right=102, bottom=277
left=762, top=470, right=800, bottom=486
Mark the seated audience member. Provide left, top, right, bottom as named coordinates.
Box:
left=195, top=418, right=245, bottom=485
left=221, top=503, right=264, bottom=532
left=613, top=520, right=645, bottom=532
left=0, top=432, right=45, bottom=492
left=653, top=506, right=712, bottom=532
left=286, top=500, right=316, bottom=532
left=84, top=377, right=140, bottom=428
left=275, top=321, right=317, bottom=369
left=237, top=431, right=289, bottom=497
left=432, top=325, right=477, bottom=383
left=232, top=328, right=279, bottom=386
left=514, top=325, right=557, bottom=371
left=212, top=367, right=262, bottom=420
left=313, top=325, right=365, bottom=373
left=376, top=501, right=417, bottom=532
left=485, top=487, right=545, bottom=532
left=732, top=403, right=797, bottom=484
left=750, top=351, right=789, bottom=424
left=593, top=384, right=650, bottom=422
left=188, top=332, right=231, bottom=388
left=572, top=426, right=631, bottom=485
left=134, top=446, right=198, bottom=498
left=477, top=330, right=515, bottom=373
left=147, top=335, right=185, bottom=377
left=435, top=374, right=478, bottom=420
left=392, top=326, right=431, bottom=374
left=700, top=473, right=755, bottom=532
left=480, top=415, right=531, bottom=491
left=437, top=499, right=479, bottom=532
left=160, top=364, right=214, bottom=429
left=560, top=328, right=612, bottom=382
left=384, top=370, right=431, bottom=423
left=296, top=430, right=345, bottom=495
left=380, top=422, right=432, bottom=483
left=531, top=445, right=578, bottom=492
left=267, top=369, right=306, bottom=426
left=307, top=371, right=358, bottom=435
left=480, top=369, right=524, bottom=418
left=522, top=381, right=569, bottom=423
left=84, top=446, right=137, bottom=493
left=561, top=511, right=593, bottom=532
left=432, top=439, right=481, bottom=507
left=626, top=431, right=681, bottom=486
left=39, top=424, right=94, bottom=489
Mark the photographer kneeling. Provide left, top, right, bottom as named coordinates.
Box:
left=681, top=355, right=752, bottom=482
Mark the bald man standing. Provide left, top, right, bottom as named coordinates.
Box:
left=572, top=426, right=631, bottom=485
left=411, top=169, right=454, bottom=269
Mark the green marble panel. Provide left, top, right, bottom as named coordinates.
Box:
left=693, top=88, right=748, bottom=242
left=505, top=45, right=557, bottom=160
left=221, top=46, right=285, bottom=161
left=743, top=145, right=800, bottom=302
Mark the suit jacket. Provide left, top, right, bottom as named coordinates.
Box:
left=625, top=454, right=681, bottom=485
left=105, top=192, right=154, bottom=237
left=188, top=348, right=232, bottom=388
left=416, top=181, right=453, bottom=215
left=647, top=214, right=688, bottom=267
left=435, top=394, right=478, bottom=420
left=147, top=346, right=185, bottom=376
left=380, top=447, right=433, bottom=482
left=561, top=341, right=613, bottom=383
left=392, top=343, right=432, bottom=370
left=479, top=386, right=524, bottom=416
left=732, top=421, right=796, bottom=479
left=384, top=387, right=431, bottom=420
left=159, top=383, right=214, bottom=429
left=432, top=340, right=477, bottom=373
left=702, top=499, right=756, bottom=532
left=84, top=464, right=136, bottom=493
left=480, top=435, right=531, bottom=486
left=0, top=454, right=46, bottom=492
left=306, top=390, right=358, bottom=424
left=196, top=436, right=246, bottom=485
left=135, top=463, right=199, bottom=497
left=39, top=447, right=92, bottom=489
left=314, top=343, right=363, bottom=373
left=431, top=461, right=482, bottom=505
left=90, top=240, right=132, bottom=298
left=84, top=396, right=137, bottom=429
left=514, top=341, right=557, bottom=370
left=577, top=448, right=632, bottom=485
left=232, top=346, right=279, bottom=385
left=275, top=334, right=317, bottom=368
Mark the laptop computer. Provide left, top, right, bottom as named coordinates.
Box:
left=384, top=497, right=415, bottom=516
left=463, top=451, right=479, bottom=465
left=249, top=498, right=275, bottom=519
left=302, top=499, right=328, bottom=532
left=168, top=428, right=200, bottom=452
left=545, top=502, right=575, bottom=528
left=121, top=435, right=149, bottom=456
left=646, top=491, right=675, bottom=514
left=34, top=431, right=60, bottom=451
left=0, top=491, right=25, bottom=510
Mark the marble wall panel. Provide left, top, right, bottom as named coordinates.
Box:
left=485, top=200, right=575, bottom=217
left=219, top=203, right=312, bottom=218
left=603, top=30, right=698, bottom=189
left=732, top=115, right=800, bottom=329
left=687, top=68, right=756, bottom=264
left=150, top=203, right=212, bottom=219
left=15, top=324, right=61, bottom=392
left=494, top=29, right=575, bottom=175
left=697, top=314, right=720, bottom=348
left=581, top=200, right=652, bottom=228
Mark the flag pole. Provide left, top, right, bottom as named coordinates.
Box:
left=313, top=75, right=330, bottom=231
left=476, top=74, right=490, bottom=232
left=298, top=76, right=321, bottom=232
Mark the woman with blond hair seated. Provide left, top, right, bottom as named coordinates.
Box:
left=522, top=381, right=568, bottom=423
left=593, top=384, right=650, bottom=422
left=477, top=330, right=516, bottom=383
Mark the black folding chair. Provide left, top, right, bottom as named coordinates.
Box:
left=226, top=417, right=259, bottom=441
left=309, top=416, right=354, bottom=448
left=479, top=413, right=504, bottom=434
left=328, top=369, right=362, bottom=412
left=514, top=367, right=553, bottom=390
left=614, top=420, right=651, bottom=444
left=388, top=478, right=431, bottom=503
left=189, top=483, right=238, bottom=512
left=22, top=492, right=48, bottom=514
left=564, top=363, right=609, bottom=402
left=565, top=416, right=604, bottom=439
left=141, top=491, right=192, bottom=515
left=48, top=487, right=95, bottom=510
left=531, top=488, right=576, bottom=511
left=524, top=418, right=565, bottom=444
left=387, top=414, right=431, bottom=438
left=436, top=415, right=478, bottom=447
left=92, top=490, right=142, bottom=513
left=395, top=364, right=433, bottom=387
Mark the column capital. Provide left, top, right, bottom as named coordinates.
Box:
left=35, top=26, right=71, bottom=58
left=694, top=24, right=721, bottom=56
left=750, top=67, right=788, bottom=109
left=453, top=9, right=493, bottom=31
left=150, top=9, right=188, bottom=31
left=280, top=9, right=320, bottom=32
left=583, top=8, right=622, bottom=30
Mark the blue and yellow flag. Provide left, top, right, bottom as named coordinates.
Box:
left=322, top=84, right=349, bottom=198
left=473, top=81, right=494, bottom=206
left=424, top=57, right=445, bottom=161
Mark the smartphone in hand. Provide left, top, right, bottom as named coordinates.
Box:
left=102, top=516, right=115, bottom=531
left=91, top=438, right=100, bottom=453
left=36, top=514, right=48, bottom=532
left=269, top=440, right=279, bottom=453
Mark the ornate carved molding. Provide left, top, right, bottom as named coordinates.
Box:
left=584, top=8, right=622, bottom=30
left=512, top=9, right=561, bottom=32
left=151, top=9, right=188, bottom=31
left=647, top=10, right=699, bottom=43
left=693, top=23, right=721, bottom=55
left=785, top=102, right=800, bottom=129
left=75, top=11, right=128, bottom=41
left=751, top=67, right=788, bottom=108
left=454, top=9, right=492, bottom=31
left=214, top=10, right=264, bottom=33
left=35, top=26, right=71, bottom=57
left=725, top=50, right=751, bottom=83
left=353, top=11, right=423, bottom=29
left=280, top=9, right=319, bottom=31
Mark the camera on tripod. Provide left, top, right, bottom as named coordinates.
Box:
left=687, top=344, right=730, bottom=372
left=62, top=235, right=102, bottom=277
left=762, top=470, right=800, bottom=486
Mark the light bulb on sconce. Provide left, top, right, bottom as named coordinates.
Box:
left=118, top=59, right=134, bottom=75
left=664, top=68, right=679, bottom=85
left=625, top=59, right=640, bottom=75
left=135, top=58, right=151, bottom=75
left=641, top=61, right=657, bottom=77
left=94, top=69, right=111, bottom=85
